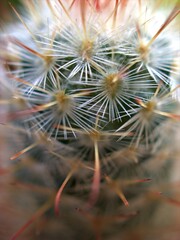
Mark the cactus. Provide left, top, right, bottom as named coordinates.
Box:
left=0, top=1, right=180, bottom=239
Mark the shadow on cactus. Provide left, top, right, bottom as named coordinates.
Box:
left=0, top=1, right=180, bottom=240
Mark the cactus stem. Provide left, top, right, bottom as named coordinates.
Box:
left=1, top=1, right=179, bottom=238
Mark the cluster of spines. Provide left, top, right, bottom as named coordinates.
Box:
left=0, top=1, right=180, bottom=240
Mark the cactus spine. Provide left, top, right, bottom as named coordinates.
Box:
left=0, top=1, right=180, bottom=239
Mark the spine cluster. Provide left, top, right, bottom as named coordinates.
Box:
left=0, top=1, right=179, bottom=240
